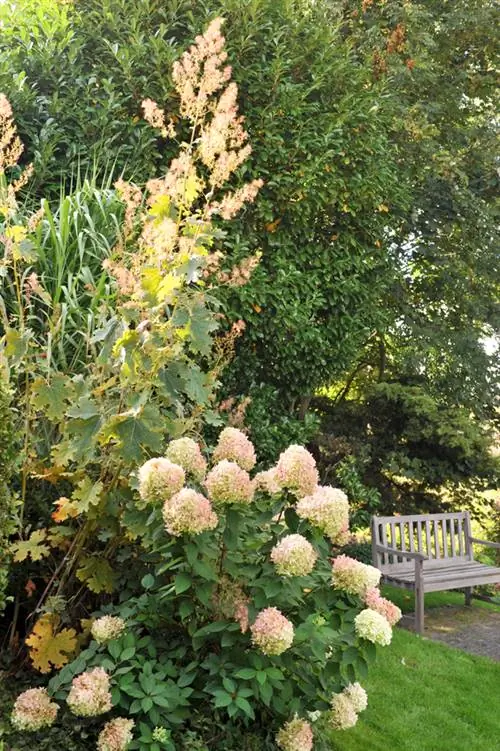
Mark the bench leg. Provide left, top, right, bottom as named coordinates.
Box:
left=464, top=587, right=473, bottom=606
left=415, top=586, right=424, bottom=635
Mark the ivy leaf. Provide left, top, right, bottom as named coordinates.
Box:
left=32, top=373, right=73, bottom=421
left=76, top=556, right=116, bottom=593
left=11, top=529, right=50, bottom=562
left=26, top=614, right=77, bottom=673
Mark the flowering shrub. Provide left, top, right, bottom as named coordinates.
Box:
left=2, top=15, right=399, bottom=751
left=11, top=430, right=398, bottom=749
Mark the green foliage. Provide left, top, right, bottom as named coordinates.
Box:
left=23, top=433, right=385, bottom=749
left=1, top=180, right=123, bottom=372
left=0, top=377, right=18, bottom=613
left=314, top=383, right=499, bottom=516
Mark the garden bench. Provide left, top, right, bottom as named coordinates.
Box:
left=371, top=511, right=500, bottom=634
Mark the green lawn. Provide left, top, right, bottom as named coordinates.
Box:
left=381, top=584, right=500, bottom=614
left=325, top=592, right=500, bottom=751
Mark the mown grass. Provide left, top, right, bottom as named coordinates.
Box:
left=382, top=584, right=500, bottom=613
left=325, top=591, right=500, bottom=751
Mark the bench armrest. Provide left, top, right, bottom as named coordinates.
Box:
left=374, top=544, right=428, bottom=561
left=470, top=537, right=500, bottom=550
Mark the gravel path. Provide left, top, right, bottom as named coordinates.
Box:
left=400, top=605, right=500, bottom=661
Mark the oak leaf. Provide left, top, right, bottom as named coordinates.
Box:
left=26, top=614, right=77, bottom=673
left=11, top=529, right=50, bottom=562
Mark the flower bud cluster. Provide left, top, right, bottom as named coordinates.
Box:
left=365, top=587, right=402, bottom=625
left=296, top=486, right=349, bottom=544
left=67, top=668, right=112, bottom=717
left=212, top=426, right=256, bottom=470
left=11, top=688, right=58, bottom=731
left=166, top=437, right=207, bottom=480
left=276, top=445, right=319, bottom=497
left=276, top=716, right=314, bottom=751
left=97, top=718, right=135, bottom=751
left=354, top=608, right=392, bottom=646
left=271, top=534, right=317, bottom=577
left=250, top=607, right=294, bottom=655
left=91, top=616, right=126, bottom=644
left=331, top=555, right=381, bottom=597
left=329, top=683, right=368, bottom=730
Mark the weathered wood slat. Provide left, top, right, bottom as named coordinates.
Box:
left=433, top=519, right=440, bottom=558
left=457, top=517, right=464, bottom=556
left=450, top=520, right=456, bottom=557
left=375, top=512, right=468, bottom=524
left=442, top=519, right=448, bottom=558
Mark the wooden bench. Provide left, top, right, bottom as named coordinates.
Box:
left=371, top=511, right=500, bottom=634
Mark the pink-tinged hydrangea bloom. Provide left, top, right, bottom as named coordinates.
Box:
left=166, top=437, right=207, bottom=480
left=271, top=534, right=318, bottom=577
left=296, top=486, right=350, bottom=543
left=276, top=717, right=314, bottom=751
left=354, top=609, right=392, bottom=646
left=343, top=683, right=368, bottom=713
left=254, top=467, right=281, bottom=495
left=365, top=587, right=402, bottom=626
left=97, top=718, right=135, bottom=751
left=138, top=458, right=185, bottom=506
left=91, top=616, right=126, bottom=644
left=205, top=460, right=254, bottom=504
left=276, top=445, right=319, bottom=497
left=162, top=488, right=218, bottom=536
left=212, top=427, right=256, bottom=470
left=329, top=693, right=359, bottom=730
left=11, top=688, right=58, bottom=731
left=250, top=607, right=294, bottom=655
left=331, top=555, right=381, bottom=597
left=67, top=667, right=112, bottom=717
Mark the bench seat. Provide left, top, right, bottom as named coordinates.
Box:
left=383, top=560, right=500, bottom=593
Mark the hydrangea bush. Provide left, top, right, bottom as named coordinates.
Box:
left=12, top=429, right=400, bottom=750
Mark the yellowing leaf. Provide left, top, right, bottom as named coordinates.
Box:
left=378, top=203, right=390, bottom=212
left=52, top=496, right=80, bottom=523
left=265, top=218, right=282, bottom=233
left=11, top=529, right=50, bottom=562
left=26, top=614, right=77, bottom=673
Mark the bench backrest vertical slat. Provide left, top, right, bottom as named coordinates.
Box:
left=433, top=519, right=440, bottom=557
left=408, top=521, right=415, bottom=553
left=450, top=520, right=456, bottom=556
left=442, top=519, right=448, bottom=557
left=416, top=520, right=423, bottom=555
left=399, top=522, right=406, bottom=558
left=457, top=517, right=464, bottom=556
left=425, top=519, right=432, bottom=558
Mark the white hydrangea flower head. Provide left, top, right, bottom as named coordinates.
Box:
left=354, top=608, right=392, bottom=646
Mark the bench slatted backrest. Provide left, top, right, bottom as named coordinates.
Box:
left=371, top=512, right=473, bottom=574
